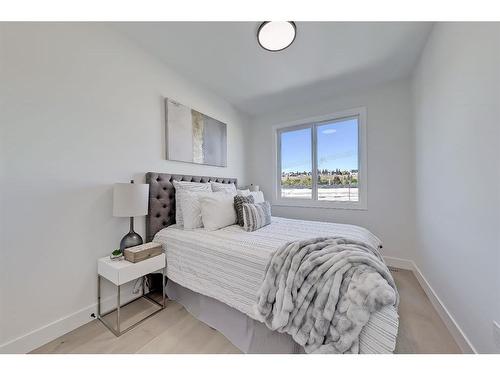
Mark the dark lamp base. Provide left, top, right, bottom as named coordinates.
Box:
left=120, top=231, right=143, bottom=250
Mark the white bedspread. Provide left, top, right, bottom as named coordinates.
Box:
left=154, top=216, right=399, bottom=353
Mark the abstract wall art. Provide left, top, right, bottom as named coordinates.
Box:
left=165, top=99, right=227, bottom=167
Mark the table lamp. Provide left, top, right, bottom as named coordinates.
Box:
left=113, top=180, right=149, bottom=250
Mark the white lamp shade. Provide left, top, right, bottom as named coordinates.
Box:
left=113, top=183, right=149, bottom=217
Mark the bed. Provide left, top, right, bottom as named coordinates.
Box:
left=146, top=172, right=399, bottom=354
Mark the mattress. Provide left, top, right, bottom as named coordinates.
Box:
left=154, top=216, right=399, bottom=353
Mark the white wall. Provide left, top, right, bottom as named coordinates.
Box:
left=247, top=79, right=415, bottom=260
left=2, top=21, right=498, bottom=355
left=412, top=23, right=500, bottom=353
left=0, top=23, right=248, bottom=352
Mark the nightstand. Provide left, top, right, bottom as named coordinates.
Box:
left=97, top=253, right=166, bottom=336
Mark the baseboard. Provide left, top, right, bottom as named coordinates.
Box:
left=0, top=302, right=96, bottom=354
left=385, top=255, right=476, bottom=353
left=1, top=257, right=477, bottom=354
left=383, top=256, right=414, bottom=270
left=0, top=286, right=139, bottom=354
left=410, top=262, right=477, bottom=354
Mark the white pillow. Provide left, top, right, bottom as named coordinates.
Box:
left=199, top=193, right=237, bottom=231
left=211, top=182, right=237, bottom=193
left=173, top=180, right=211, bottom=225
left=236, top=189, right=250, bottom=196
left=179, top=190, right=226, bottom=230
left=249, top=191, right=265, bottom=203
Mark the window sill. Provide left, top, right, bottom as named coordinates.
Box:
left=272, top=199, right=367, bottom=211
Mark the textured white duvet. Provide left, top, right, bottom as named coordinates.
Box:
left=154, top=216, right=399, bottom=353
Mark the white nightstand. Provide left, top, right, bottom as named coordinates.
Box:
left=97, top=253, right=166, bottom=336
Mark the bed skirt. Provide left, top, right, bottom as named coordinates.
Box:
left=166, top=280, right=303, bottom=353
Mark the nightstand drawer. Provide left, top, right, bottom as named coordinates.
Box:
left=98, top=253, right=165, bottom=285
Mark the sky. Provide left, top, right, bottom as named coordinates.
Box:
left=281, top=118, right=358, bottom=173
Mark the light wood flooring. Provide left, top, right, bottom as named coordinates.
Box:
left=32, top=269, right=461, bottom=354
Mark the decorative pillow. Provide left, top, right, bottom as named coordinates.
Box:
left=249, top=191, right=265, bottom=203
left=236, top=189, right=251, bottom=196
left=199, top=193, right=237, bottom=231
left=242, top=201, right=272, bottom=232
left=211, top=182, right=237, bottom=193
left=179, top=190, right=225, bottom=230
left=234, top=194, right=255, bottom=226
left=237, top=189, right=264, bottom=202
left=172, top=180, right=211, bottom=225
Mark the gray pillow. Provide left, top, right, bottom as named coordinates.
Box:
left=234, top=195, right=254, bottom=226
left=242, top=201, right=272, bottom=232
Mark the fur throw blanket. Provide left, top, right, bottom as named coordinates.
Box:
left=255, top=236, right=399, bottom=354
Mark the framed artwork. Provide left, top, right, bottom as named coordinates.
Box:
left=165, top=98, right=227, bottom=167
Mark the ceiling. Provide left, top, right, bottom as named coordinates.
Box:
left=112, top=22, right=433, bottom=116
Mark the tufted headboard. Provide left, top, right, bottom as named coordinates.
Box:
left=145, top=172, right=237, bottom=242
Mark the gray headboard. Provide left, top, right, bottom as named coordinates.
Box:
left=145, top=172, right=237, bottom=242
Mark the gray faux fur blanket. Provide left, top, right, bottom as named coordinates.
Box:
left=256, top=236, right=399, bottom=354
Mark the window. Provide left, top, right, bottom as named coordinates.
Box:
left=275, top=108, right=367, bottom=209
left=279, top=127, right=312, bottom=199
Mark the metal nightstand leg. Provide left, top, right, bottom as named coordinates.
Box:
left=97, top=269, right=166, bottom=337
left=116, top=284, right=121, bottom=335
left=162, top=266, right=166, bottom=307
left=97, top=275, right=101, bottom=317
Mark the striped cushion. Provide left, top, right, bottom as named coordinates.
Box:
left=242, top=201, right=272, bottom=232
left=234, top=195, right=255, bottom=226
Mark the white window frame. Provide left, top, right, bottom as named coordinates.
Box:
left=273, top=107, right=367, bottom=210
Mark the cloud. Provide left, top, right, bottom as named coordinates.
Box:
left=322, top=129, right=337, bottom=134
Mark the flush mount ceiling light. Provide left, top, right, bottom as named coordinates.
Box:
left=257, top=21, right=296, bottom=52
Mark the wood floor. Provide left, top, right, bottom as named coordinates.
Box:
left=32, top=269, right=461, bottom=354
